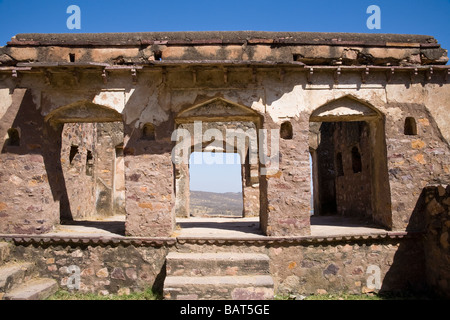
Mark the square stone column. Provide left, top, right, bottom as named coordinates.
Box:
left=124, top=152, right=175, bottom=237
left=259, top=117, right=311, bottom=236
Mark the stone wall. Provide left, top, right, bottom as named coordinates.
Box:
left=334, top=121, right=373, bottom=219
left=422, top=185, right=450, bottom=299
left=0, top=32, right=449, bottom=238
left=262, top=116, right=312, bottom=236
left=2, top=234, right=428, bottom=297
left=8, top=241, right=170, bottom=295
left=61, top=123, right=97, bottom=220
left=94, top=122, right=124, bottom=216
left=61, top=122, right=124, bottom=220
left=123, top=120, right=175, bottom=237
left=0, top=89, right=58, bottom=234
left=385, top=103, right=450, bottom=231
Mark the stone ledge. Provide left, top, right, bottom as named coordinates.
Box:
left=0, top=230, right=422, bottom=247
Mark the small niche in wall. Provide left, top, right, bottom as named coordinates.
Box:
left=142, top=123, right=156, bottom=140
left=280, top=121, right=293, bottom=140
left=351, top=146, right=362, bottom=173
left=404, top=117, right=417, bottom=135
left=69, top=145, right=79, bottom=164
left=86, top=150, right=94, bottom=176
left=69, top=53, right=76, bottom=62
left=6, top=128, right=20, bottom=146
left=154, top=51, right=162, bottom=61
left=115, top=146, right=124, bottom=157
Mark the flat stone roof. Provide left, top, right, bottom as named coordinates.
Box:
left=7, top=31, right=441, bottom=47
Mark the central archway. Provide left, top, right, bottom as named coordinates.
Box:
left=173, top=98, right=264, bottom=235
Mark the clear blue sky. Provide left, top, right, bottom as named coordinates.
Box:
left=189, top=152, right=242, bottom=193
left=1, top=0, right=448, bottom=193
left=0, top=0, right=449, bottom=50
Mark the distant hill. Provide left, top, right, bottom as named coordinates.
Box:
left=190, top=190, right=243, bottom=217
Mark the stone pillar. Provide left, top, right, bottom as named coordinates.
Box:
left=242, top=160, right=260, bottom=217
left=174, top=163, right=190, bottom=218
left=0, top=89, right=60, bottom=234
left=260, top=116, right=311, bottom=236
left=124, top=153, right=175, bottom=237
left=123, top=121, right=175, bottom=237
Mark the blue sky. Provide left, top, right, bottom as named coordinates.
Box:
left=1, top=0, right=448, bottom=193
left=0, top=0, right=449, bottom=49
left=189, top=152, right=242, bottom=193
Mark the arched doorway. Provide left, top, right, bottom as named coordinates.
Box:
left=173, top=98, right=263, bottom=235
left=309, top=96, right=392, bottom=229
left=45, top=100, right=125, bottom=223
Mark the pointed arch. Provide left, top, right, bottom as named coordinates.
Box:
left=175, top=97, right=262, bottom=125
left=45, top=100, right=123, bottom=125
left=308, top=94, right=392, bottom=229
left=310, top=95, right=383, bottom=122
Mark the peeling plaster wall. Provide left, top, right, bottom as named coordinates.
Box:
left=0, top=64, right=449, bottom=236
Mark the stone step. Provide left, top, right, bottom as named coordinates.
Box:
left=163, top=275, right=274, bottom=300
left=0, top=242, right=11, bottom=265
left=166, top=252, right=270, bottom=277
left=2, top=278, right=58, bottom=300
left=0, top=262, right=35, bottom=293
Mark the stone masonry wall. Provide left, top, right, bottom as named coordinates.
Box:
left=0, top=89, right=58, bottom=234
left=8, top=242, right=169, bottom=295
left=422, top=185, right=450, bottom=299
left=385, top=103, right=450, bottom=231
left=2, top=235, right=427, bottom=297
left=61, top=123, right=97, bottom=220
left=262, top=115, right=312, bottom=236
left=334, top=121, right=373, bottom=219
left=94, top=122, right=124, bottom=216
left=123, top=120, right=175, bottom=237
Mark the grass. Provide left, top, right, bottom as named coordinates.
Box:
left=48, top=289, right=434, bottom=301
left=275, top=290, right=435, bottom=300
left=47, top=288, right=161, bottom=300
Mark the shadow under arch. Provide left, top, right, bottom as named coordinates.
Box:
left=309, top=94, right=392, bottom=229
left=43, top=100, right=124, bottom=222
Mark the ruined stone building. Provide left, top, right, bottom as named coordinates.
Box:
left=0, top=32, right=449, bottom=299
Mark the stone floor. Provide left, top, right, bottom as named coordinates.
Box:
left=46, top=215, right=388, bottom=239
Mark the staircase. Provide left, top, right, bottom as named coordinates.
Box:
left=0, top=241, right=58, bottom=300
left=163, top=252, right=274, bottom=300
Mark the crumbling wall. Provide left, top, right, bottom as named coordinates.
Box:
left=0, top=31, right=449, bottom=238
